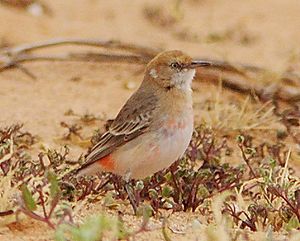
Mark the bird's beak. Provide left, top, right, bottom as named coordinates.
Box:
left=190, top=60, right=211, bottom=68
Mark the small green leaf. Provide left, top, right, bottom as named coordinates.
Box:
left=162, top=186, right=173, bottom=198
left=245, top=147, right=256, bottom=155
left=162, top=218, right=172, bottom=241
left=20, top=184, right=37, bottom=211
left=197, top=185, right=209, bottom=199
left=148, top=189, right=158, bottom=199
left=54, top=225, right=69, bottom=241
left=136, top=204, right=153, bottom=220
left=285, top=216, right=300, bottom=231
left=268, top=158, right=276, bottom=169
left=236, top=135, right=245, bottom=144
left=135, top=180, right=144, bottom=191
left=103, top=193, right=119, bottom=209
left=117, top=218, right=130, bottom=239
left=47, top=171, right=60, bottom=199
left=164, top=172, right=172, bottom=181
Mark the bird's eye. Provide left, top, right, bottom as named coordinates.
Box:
left=170, top=62, right=180, bottom=69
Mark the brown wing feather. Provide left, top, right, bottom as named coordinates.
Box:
left=77, top=86, right=157, bottom=172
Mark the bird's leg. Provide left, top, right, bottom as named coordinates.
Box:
left=124, top=171, right=138, bottom=214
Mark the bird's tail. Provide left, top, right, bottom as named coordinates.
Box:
left=75, top=161, right=102, bottom=178
left=60, top=160, right=101, bottom=185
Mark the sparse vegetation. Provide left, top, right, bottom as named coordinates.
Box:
left=1, top=0, right=300, bottom=240
left=1, top=117, right=300, bottom=240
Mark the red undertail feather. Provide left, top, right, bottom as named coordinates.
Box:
left=97, top=154, right=115, bottom=171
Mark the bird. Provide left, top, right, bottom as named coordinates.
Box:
left=76, top=50, right=210, bottom=211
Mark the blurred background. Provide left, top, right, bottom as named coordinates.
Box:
left=0, top=0, right=299, bottom=69
left=0, top=0, right=299, bottom=147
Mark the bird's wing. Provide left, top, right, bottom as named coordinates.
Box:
left=77, top=87, right=158, bottom=171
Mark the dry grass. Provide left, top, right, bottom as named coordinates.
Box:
left=199, top=86, right=280, bottom=130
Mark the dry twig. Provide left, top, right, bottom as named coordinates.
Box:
left=1, top=38, right=300, bottom=102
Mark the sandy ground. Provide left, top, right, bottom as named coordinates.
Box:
left=0, top=0, right=300, bottom=240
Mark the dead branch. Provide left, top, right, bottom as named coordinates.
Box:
left=0, top=38, right=158, bottom=56
left=1, top=52, right=151, bottom=66
left=0, top=52, right=152, bottom=80
left=196, top=67, right=300, bottom=102
left=0, top=38, right=300, bottom=103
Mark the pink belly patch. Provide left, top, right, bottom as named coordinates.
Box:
left=162, top=119, right=187, bottom=137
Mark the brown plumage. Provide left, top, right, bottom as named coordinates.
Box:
left=76, top=50, right=210, bottom=179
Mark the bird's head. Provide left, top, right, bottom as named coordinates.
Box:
left=145, top=50, right=210, bottom=91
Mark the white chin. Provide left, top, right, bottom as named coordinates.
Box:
left=171, top=69, right=195, bottom=91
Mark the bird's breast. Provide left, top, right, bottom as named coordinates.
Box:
left=155, top=111, right=194, bottom=161
left=112, top=106, right=194, bottom=179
